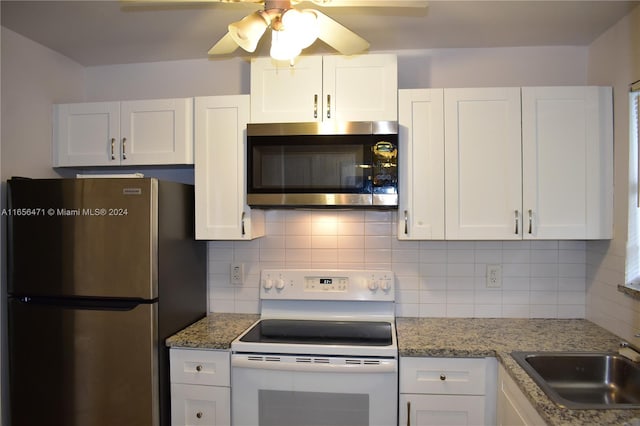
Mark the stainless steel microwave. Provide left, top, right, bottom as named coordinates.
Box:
left=247, top=121, right=398, bottom=208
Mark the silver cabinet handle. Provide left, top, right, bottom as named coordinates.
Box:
left=313, top=94, right=318, bottom=119
left=514, top=210, right=519, bottom=235
left=241, top=211, right=246, bottom=236
left=406, top=401, right=411, bottom=426
left=326, top=94, right=331, bottom=119
left=110, top=138, right=116, bottom=160
left=122, top=137, right=127, bottom=160
left=404, top=210, right=409, bottom=235
left=528, top=209, right=533, bottom=234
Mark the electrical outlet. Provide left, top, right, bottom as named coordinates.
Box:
left=486, top=264, right=502, bottom=288
left=231, top=263, right=244, bottom=285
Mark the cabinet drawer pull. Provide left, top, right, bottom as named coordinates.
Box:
left=514, top=210, right=519, bottom=234
left=407, top=400, right=411, bottom=426
left=196, top=411, right=203, bottom=419
left=528, top=209, right=533, bottom=234
left=195, top=365, right=203, bottom=372
left=122, top=137, right=127, bottom=160
left=440, top=374, right=447, bottom=381
left=110, top=138, right=116, bottom=160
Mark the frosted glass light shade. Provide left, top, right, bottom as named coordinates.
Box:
left=270, top=29, right=302, bottom=61
left=228, top=12, right=269, bottom=52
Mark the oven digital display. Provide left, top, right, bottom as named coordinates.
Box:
left=305, top=277, right=348, bottom=292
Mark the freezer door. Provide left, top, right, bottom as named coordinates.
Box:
left=7, top=178, right=157, bottom=299
left=8, top=298, right=159, bottom=426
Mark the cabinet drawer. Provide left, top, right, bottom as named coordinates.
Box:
left=400, top=357, right=488, bottom=395
left=399, top=394, right=486, bottom=426
left=170, top=348, right=230, bottom=386
left=170, top=383, right=230, bottom=426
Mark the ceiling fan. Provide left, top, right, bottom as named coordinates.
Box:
left=208, top=0, right=427, bottom=61
left=125, top=0, right=427, bottom=61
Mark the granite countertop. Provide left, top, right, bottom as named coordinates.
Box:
left=167, top=314, right=640, bottom=425
left=166, top=313, right=259, bottom=349
left=397, top=317, right=640, bottom=426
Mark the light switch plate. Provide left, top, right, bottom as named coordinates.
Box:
left=486, top=264, right=502, bottom=288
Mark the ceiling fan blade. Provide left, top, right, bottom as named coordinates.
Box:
left=312, top=9, right=369, bottom=55
left=208, top=32, right=240, bottom=55
left=306, top=0, right=427, bottom=7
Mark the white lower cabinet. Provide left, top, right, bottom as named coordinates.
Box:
left=399, top=357, right=497, bottom=426
left=497, top=364, right=547, bottom=426
left=170, top=348, right=231, bottom=426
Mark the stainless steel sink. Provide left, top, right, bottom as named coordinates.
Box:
left=511, top=351, right=640, bottom=409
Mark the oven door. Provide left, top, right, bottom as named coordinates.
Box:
left=231, top=353, right=398, bottom=426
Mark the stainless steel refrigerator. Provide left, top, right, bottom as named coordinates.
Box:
left=6, top=177, right=207, bottom=426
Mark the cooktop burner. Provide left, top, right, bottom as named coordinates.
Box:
left=239, top=319, right=393, bottom=346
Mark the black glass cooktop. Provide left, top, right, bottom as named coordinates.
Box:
left=240, top=319, right=393, bottom=346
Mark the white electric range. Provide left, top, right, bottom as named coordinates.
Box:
left=231, top=269, right=398, bottom=426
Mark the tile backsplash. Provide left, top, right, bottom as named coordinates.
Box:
left=207, top=210, right=586, bottom=318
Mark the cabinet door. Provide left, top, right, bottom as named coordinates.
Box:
left=522, top=86, right=613, bottom=239
left=170, top=384, right=230, bottom=426
left=445, top=88, right=522, bottom=240
left=398, top=89, right=445, bottom=240
left=250, top=56, right=323, bottom=123
left=53, top=102, right=120, bottom=167
left=399, top=394, right=486, bottom=426
left=120, top=98, right=193, bottom=165
left=497, top=365, right=546, bottom=426
left=323, top=54, right=398, bottom=122
left=194, top=95, right=265, bottom=240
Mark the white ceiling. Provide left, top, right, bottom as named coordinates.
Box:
left=2, top=0, right=638, bottom=66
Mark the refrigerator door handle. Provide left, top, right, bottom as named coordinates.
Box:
left=13, top=296, right=153, bottom=311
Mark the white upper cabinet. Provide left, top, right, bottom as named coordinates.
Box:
left=194, top=95, right=265, bottom=240
left=444, top=87, right=523, bottom=240
left=443, top=86, right=613, bottom=240
left=398, top=89, right=445, bottom=240
left=250, top=54, right=397, bottom=123
left=53, top=98, right=193, bottom=167
left=521, top=86, right=613, bottom=239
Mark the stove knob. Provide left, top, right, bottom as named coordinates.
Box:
left=263, top=278, right=274, bottom=290
left=368, top=280, right=379, bottom=291
left=381, top=280, right=392, bottom=292
left=275, top=279, right=285, bottom=290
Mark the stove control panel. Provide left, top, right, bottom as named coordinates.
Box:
left=260, top=269, right=395, bottom=301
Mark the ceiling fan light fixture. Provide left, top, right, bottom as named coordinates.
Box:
left=228, top=11, right=270, bottom=53
left=281, top=9, right=319, bottom=49
left=270, top=28, right=302, bottom=61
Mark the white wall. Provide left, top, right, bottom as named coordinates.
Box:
left=80, top=46, right=589, bottom=101
left=0, top=28, right=85, bottom=181
left=586, top=5, right=640, bottom=343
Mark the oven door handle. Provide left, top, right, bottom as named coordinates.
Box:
left=232, top=357, right=397, bottom=373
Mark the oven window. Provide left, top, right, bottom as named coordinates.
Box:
left=258, top=390, right=368, bottom=426
left=248, top=135, right=374, bottom=193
